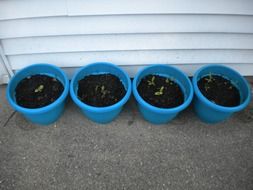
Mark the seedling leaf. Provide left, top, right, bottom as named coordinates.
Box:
left=34, top=85, right=44, bottom=93
left=155, top=91, right=162, bottom=96
left=154, top=86, right=164, bottom=96
left=148, top=76, right=156, bottom=86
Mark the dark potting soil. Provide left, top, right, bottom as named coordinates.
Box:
left=197, top=75, right=240, bottom=107
left=15, top=74, right=64, bottom=108
left=77, top=74, right=126, bottom=107
left=137, top=74, right=184, bottom=108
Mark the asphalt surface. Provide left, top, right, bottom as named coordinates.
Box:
left=0, top=78, right=253, bottom=190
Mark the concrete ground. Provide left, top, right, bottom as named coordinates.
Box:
left=0, top=78, right=253, bottom=190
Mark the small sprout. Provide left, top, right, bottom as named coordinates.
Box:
left=34, top=85, right=44, bottom=93
left=155, top=92, right=162, bottom=96
left=229, top=86, right=233, bottom=90
left=26, top=76, right=31, bottom=79
left=166, top=77, right=175, bottom=85
left=148, top=76, right=156, bottom=86
left=155, top=86, right=164, bottom=96
left=205, top=72, right=214, bottom=83
left=95, top=85, right=99, bottom=92
left=100, top=85, right=110, bottom=98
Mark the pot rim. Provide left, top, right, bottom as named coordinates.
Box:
left=70, top=62, right=131, bottom=113
left=132, top=64, right=194, bottom=114
left=6, top=63, right=69, bottom=114
left=192, top=64, right=251, bottom=113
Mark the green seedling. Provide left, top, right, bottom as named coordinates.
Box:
left=95, top=85, right=99, bottom=92
left=155, top=86, right=164, bottom=96
left=148, top=76, right=156, bottom=86
left=166, top=78, right=174, bottom=85
left=100, top=85, right=110, bottom=98
left=205, top=72, right=213, bottom=83
left=34, top=85, right=44, bottom=93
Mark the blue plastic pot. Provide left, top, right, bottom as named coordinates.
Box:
left=193, top=64, right=251, bottom=124
left=133, top=64, right=193, bottom=124
left=7, top=64, right=69, bottom=125
left=70, top=62, right=131, bottom=124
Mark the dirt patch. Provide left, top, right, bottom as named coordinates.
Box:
left=137, top=74, right=184, bottom=108
left=198, top=75, right=240, bottom=107
left=77, top=74, right=126, bottom=107
left=15, top=74, right=64, bottom=108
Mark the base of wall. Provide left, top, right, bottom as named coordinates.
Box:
left=0, top=74, right=9, bottom=84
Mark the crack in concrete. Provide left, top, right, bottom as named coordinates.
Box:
left=2, top=111, right=16, bottom=127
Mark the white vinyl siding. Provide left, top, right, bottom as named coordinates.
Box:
left=0, top=0, right=253, bottom=83
left=0, top=56, right=9, bottom=84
